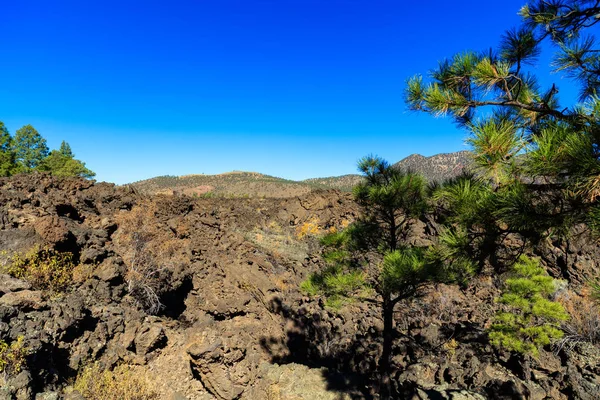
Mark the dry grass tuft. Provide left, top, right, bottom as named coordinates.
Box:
left=72, top=363, right=158, bottom=400
left=556, top=287, right=600, bottom=350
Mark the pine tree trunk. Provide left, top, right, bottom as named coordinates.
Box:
left=379, top=296, right=395, bottom=400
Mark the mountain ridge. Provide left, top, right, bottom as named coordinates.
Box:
left=130, top=150, right=473, bottom=197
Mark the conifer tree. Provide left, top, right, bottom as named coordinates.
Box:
left=38, top=141, right=95, bottom=179
left=0, top=122, right=16, bottom=177
left=489, top=255, right=568, bottom=356
left=302, top=156, right=474, bottom=399
left=59, top=141, right=73, bottom=158
left=406, top=0, right=600, bottom=238
left=404, top=0, right=599, bottom=363
left=13, top=125, right=48, bottom=172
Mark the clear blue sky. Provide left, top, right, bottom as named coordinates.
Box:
left=0, top=0, right=576, bottom=184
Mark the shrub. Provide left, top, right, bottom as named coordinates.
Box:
left=443, top=338, right=458, bottom=357
left=488, top=256, right=568, bottom=356
left=72, top=363, right=158, bottom=400
left=295, top=217, right=321, bottom=239
left=0, top=336, right=29, bottom=376
left=556, top=286, right=600, bottom=349
left=2, top=247, right=76, bottom=292
left=114, top=201, right=188, bottom=314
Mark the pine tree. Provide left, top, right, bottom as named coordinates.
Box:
left=38, top=141, right=95, bottom=179
left=405, top=0, right=600, bottom=237
left=302, top=156, right=474, bottom=400
left=59, top=141, right=73, bottom=158
left=0, top=122, right=16, bottom=177
left=13, top=125, right=49, bottom=172
left=489, top=255, right=568, bottom=356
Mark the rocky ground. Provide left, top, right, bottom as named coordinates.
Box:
left=0, top=174, right=599, bottom=399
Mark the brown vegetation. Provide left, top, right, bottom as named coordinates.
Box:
left=113, top=200, right=189, bottom=314
left=72, top=363, right=158, bottom=400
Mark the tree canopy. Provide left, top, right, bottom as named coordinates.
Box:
left=0, top=122, right=16, bottom=177
left=0, top=122, right=94, bottom=179
left=302, top=156, right=475, bottom=399
left=13, top=125, right=48, bottom=172
left=404, top=0, right=600, bottom=357
left=306, top=1, right=600, bottom=396
left=406, top=0, right=600, bottom=240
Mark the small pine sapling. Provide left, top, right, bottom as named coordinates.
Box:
left=489, top=256, right=568, bottom=356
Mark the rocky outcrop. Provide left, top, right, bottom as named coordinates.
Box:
left=0, top=174, right=598, bottom=399
left=393, top=151, right=472, bottom=183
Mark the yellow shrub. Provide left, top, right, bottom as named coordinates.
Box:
left=0, top=336, right=29, bottom=376
left=443, top=338, right=458, bottom=356
left=3, top=247, right=76, bottom=292
left=295, top=217, right=321, bottom=239
left=73, top=363, right=158, bottom=400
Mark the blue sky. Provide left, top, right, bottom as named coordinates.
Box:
left=1, top=0, right=578, bottom=184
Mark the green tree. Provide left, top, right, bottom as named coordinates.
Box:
left=59, top=140, right=73, bottom=157
left=0, top=122, right=16, bottom=177
left=13, top=125, right=48, bottom=172
left=302, top=156, right=474, bottom=400
left=489, top=255, right=568, bottom=356
left=38, top=141, right=95, bottom=179
left=405, top=0, right=600, bottom=237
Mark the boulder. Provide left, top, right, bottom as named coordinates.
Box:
left=0, top=290, right=43, bottom=311
left=135, top=324, right=167, bottom=356
left=0, top=274, right=30, bottom=295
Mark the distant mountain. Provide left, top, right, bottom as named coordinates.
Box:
left=129, top=151, right=472, bottom=197
left=392, top=150, right=472, bottom=182
left=304, top=151, right=473, bottom=191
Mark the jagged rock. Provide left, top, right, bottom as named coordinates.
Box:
left=0, top=290, right=43, bottom=311
left=1, top=174, right=599, bottom=400
left=35, top=392, right=58, bottom=400
left=0, top=274, right=30, bottom=295
left=8, top=371, right=33, bottom=400
left=399, top=362, right=440, bottom=390
left=80, top=247, right=106, bottom=264
left=93, top=260, right=123, bottom=283
left=415, top=323, right=441, bottom=347
left=0, top=229, right=42, bottom=254
left=33, top=216, right=70, bottom=246
left=135, top=324, right=167, bottom=356
left=188, top=333, right=261, bottom=400
left=414, top=387, right=487, bottom=400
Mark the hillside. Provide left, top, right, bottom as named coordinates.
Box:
left=131, top=151, right=473, bottom=197
left=302, top=174, right=363, bottom=191
left=392, top=150, right=472, bottom=182
left=130, top=171, right=324, bottom=198
left=1, top=174, right=598, bottom=399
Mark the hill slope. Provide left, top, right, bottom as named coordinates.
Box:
left=130, top=171, right=325, bottom=198
left=130, top=151, right=473, bottom=197
left=392, top=150, right=471, bottom=182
